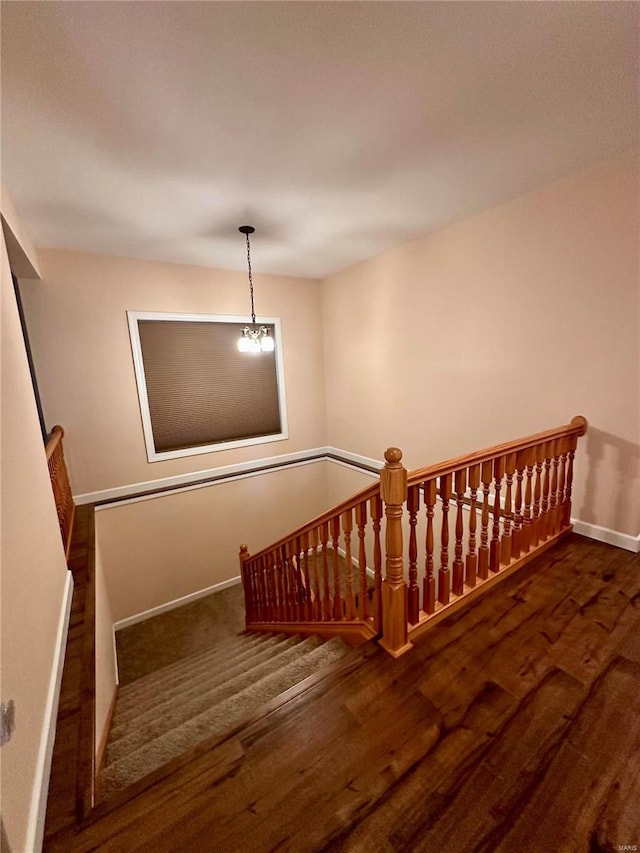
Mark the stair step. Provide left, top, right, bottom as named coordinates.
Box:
left=113, top=634, right=287, bottom=728
left=115, top=630, right=276, bottom=701
left=100, top=636, right=351, bottom=796
left=106, top=636, right=323, bottom=763
left=109, top=634, right=311, bottom=744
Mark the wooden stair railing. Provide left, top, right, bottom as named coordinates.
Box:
left=240, top=416, right=588, bottom=656
left=239, top=479, right=383, bottom=645
left=46, top=424, right=75, bottom=559
left=44, top=426, right=98, bottom=819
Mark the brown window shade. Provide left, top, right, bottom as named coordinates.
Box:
left=137, top=320, right=281, bottom=453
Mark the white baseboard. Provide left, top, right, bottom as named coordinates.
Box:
left=571, top=518, right=640, bottom=553
left=113, top=575, right=242, bottom=631
left=27, top=569, right=74, bottom=853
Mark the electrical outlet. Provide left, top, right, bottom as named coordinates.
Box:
left=0, top=701, right=15, bottom=746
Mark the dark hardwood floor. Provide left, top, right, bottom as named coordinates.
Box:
left=44, top=532, right=640, bottom=853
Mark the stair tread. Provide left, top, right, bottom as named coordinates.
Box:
left=116, top=631, right=278, bottom=699
left=106, top=635, right=322, bottom=758
left=112, top=635, right=290, bottom=730
left=114, top=632, right=284, bottom=710
left=100, top=636, right=352, bottom=796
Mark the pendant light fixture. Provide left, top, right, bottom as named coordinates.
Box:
left=237, top=225, right=274, bottom=353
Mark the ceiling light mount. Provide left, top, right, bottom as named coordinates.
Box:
left=238, top=225, right=274, bottom=353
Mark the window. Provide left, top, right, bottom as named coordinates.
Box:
left=127, top=312, right=288, bottom=462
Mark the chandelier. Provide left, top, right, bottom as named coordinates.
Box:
left=237, top=225, right=274, bottom=353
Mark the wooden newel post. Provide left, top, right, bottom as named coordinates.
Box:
left=379, top=447, right=413, bottom=658
left=239, top=544, right=252, bottom=628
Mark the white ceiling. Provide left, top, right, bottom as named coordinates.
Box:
left=1, top=1, right=638, bottom=279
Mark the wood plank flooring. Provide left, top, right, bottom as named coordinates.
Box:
left=44, top=533, right=640, bottom=853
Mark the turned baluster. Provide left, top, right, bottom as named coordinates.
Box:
left=239, top=545, right=252, bottom=625
left=263, top=558, right=272, bottom=620
left=281, top=544, right=292, bottom=621
left=557, top=442, right=568, bottom=532
left=293, top=536, right=305, bottom=620
left=563, top=439, right=577, bottom=527
left=438, top=472, right=452, bottom=604
left=289, top=542, right=300, bottom=620
left=259, top=555, right=270, bottom=621
left=342, top=509, right=356, bottom=621
left=261, top=556, right=271, bottom=621
left=262, top=556, right=271, bottom=621
left=48, top=448, right=62, bottom=520
left=522, top=448, right=534, bottom=554
left=512, top=450, right=525, bottom=560
left=355, top=501, right=369, bottom=621
left=478, top=460, right=492, bottom=580
left=310, top=527, right=322, bottom=621
left=292, top=541, right=303, bottom=618
left=452, top=469, right=466, bottom=597
left=320, top=521, right=332, bottom=621
left=249, top=564, right=258, bottom=624
left=59, top=459, right=74, bottom=546
left=285, top=542, right=295, bottom=621
left=370, top=493, right=383, bottom=631
left=330, top=516, right=343, bottom=620
left=272, top=548, right=287, bottom=622
left=287, top=541, right=297, bottom=620
left=407, top=484, right=420, bottom=625
left=380, top=447, right=410, bottom=657
left=270, top=554, right=280, bottom=621
left=423, top=479, right=437, bottom=615
left=251, top=556, right=262, bottom=622
left=489, top=457, right=504, bottom=573
left=49, top=452, right=65, bottom=542
left=501, top=453, right=515, bottom=566
left=465, top=465, right=480, bottom=588
left=300, top=531, right=312, bottom=621
left=250, top=560, right=263, bottom=622
left=532, top=453, right=543, bottom=547
left=272, top=550, right=282, bottom=620
left=548, top=441, right=560, bottom=537
left=540, top=442, right=552, bottom=541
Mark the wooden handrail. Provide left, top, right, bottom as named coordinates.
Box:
left=45, top=424, right=75, bottom=559
left=406, top=416, right=588, bottom=487
left=241, top=416, right=588, bottom=657
left=46, top=424, right=64, bottom=460
left=247, top=479, right=381, bottom=564
left=247, top=416, right=586, bottom=565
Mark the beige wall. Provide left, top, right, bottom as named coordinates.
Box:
left=322, top=150, right=639, bottom=537
left=1, top=220, right=70, bottom=850
left=95, top=539, right=117, bottom=760
left=95, top=461, right=330, bottom=622
left=326, top=461, right=377, bottom=509
left=20, top=249, right=327, bottom=497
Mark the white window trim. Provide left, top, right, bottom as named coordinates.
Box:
left=127, top=311, right=289, bottom=463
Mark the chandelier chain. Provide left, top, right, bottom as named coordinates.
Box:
left=245, top=232, right=256, bottom=326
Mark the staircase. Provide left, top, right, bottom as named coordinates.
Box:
left=98, top=631, right=353, bottom=797
left=43, top=415, right=590, bottom=826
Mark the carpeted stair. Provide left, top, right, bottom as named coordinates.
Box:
left=99, top=631, right=352, bottom=797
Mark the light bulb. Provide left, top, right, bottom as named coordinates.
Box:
left=261, top=335, right=275, bottom=352
left=238, top=336, right=250, bottom=352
